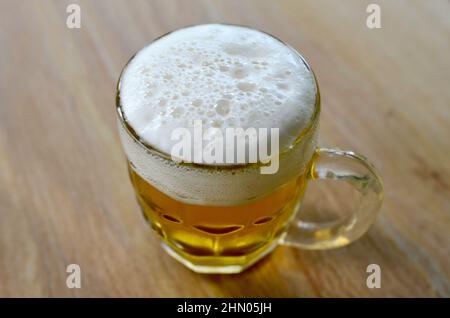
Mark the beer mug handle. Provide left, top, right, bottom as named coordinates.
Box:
left=281, top=148, right=383, bottom=249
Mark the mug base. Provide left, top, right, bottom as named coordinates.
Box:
left=161, top=240, right=278, bottom=274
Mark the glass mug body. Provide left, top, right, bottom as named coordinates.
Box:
left=117, top=96, right=319, bottom=274
left=116, top=25, right=383, bottom=274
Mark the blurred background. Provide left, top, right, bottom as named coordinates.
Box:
left=0, top=0, right=448, bottom=297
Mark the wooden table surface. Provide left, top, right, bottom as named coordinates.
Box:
left=0, top=0, right=449, bottom=297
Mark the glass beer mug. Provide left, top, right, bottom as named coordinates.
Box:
left=116, top=24, right=383, bottom=274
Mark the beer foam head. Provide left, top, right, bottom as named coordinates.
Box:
left=118, top=24, right=319, bottom=205
left=119, top=24, right=316, bottom=162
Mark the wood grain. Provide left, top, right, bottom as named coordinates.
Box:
left=0, top=0, right=449, bottom=297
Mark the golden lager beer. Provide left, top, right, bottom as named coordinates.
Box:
left=128, top=161, right=309, bottom=270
